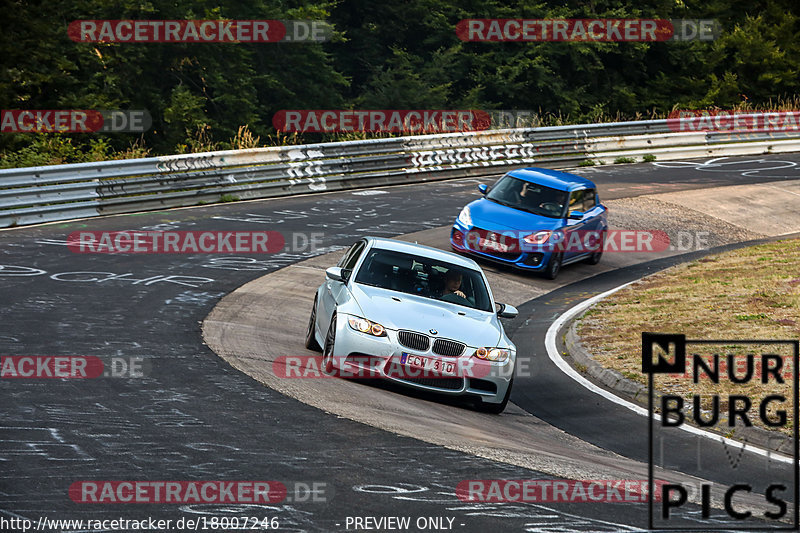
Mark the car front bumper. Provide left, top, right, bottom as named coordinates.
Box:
left=450, top=224, right=552, bottom=272
left=330, top=315, right=514, bottom=405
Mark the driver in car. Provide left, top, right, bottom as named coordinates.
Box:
left=440, top=270, right=467, bottom=299
left=521, top=182, right=565, bottom=215
left=512, top=181, right=533, bottom=205
left=514, top=182, right=550, bottom=210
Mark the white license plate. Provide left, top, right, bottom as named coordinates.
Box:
left=479, top=237, right=510, bottom=252
left=401, top=352, right=456, bottom=375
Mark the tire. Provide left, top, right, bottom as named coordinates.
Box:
left=475, top=377, right=514, bottom=414
left=322, top=313, right=337, bottom=374
left=585, top=249, right=603, bottom=265
left=544, top=252, right=562, bottom=280
left=584, top=231, right=605, bottom=265
left=304, top=297, right=322, bottom=351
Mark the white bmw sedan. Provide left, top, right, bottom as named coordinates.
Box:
left=305, top=237, right=518, bottom=413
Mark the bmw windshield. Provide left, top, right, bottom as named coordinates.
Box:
left=486, top=175, right=568, bottom=218
left=354, top=248, right=492, bottom=312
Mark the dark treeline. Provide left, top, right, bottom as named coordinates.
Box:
left=1, top=0, right=799, bottom=167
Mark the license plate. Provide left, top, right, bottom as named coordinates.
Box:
left=401, top=352, right=456, bottom=375
left=479, top=237, right=510, bottom=252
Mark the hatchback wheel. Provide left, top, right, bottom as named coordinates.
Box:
left=585, top=232, right=605, bottom=265
left=544, top=252, right=562, bottom=280
left=585, top=248, right=603, bottom=265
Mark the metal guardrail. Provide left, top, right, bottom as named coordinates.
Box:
left=1, top=117, right=799, bottom=228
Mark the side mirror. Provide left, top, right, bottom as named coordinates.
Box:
left=496, top=303, right=518, bottom=319
left=477, top=184, right=488, bottom=195
left=326, top=267, right=345, bottom=282
left=568, top=210, right=584, bottom=220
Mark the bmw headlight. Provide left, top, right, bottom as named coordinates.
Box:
left=474, top=347, right=510, bottom=363
left=457, top=206, right=472, bottom=226
left=347, top=317, right=387, bottom=337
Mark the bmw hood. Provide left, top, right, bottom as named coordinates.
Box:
left=468, top=198, right=562, bottom=232
left=348, top=284, right=504, bottom=348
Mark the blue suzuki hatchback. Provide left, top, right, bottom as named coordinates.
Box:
left=450, top=168, right=608, bottom=279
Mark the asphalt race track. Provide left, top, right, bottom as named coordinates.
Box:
left=2, top=155, right=800, bottom=532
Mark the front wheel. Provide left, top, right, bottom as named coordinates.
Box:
left=322, top=313, right=337, bottom=374
left=304, top=297, right=322, bottom=351
left=475, top=377, right=514, bottom=414
left=543, top=252, right=562, bottom=280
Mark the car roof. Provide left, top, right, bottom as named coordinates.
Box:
left=505, top=167, right=596, bottom=191
left=363, top=237, right=483, bottom=271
